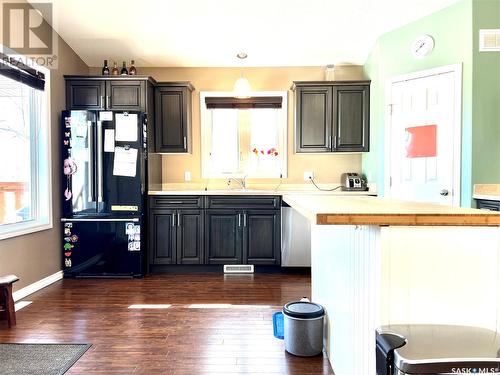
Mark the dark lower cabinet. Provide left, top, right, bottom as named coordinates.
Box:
left=244, top=210, right=280, bottom=265
left=149, top=208, right=204, bottom=265
left=177, top=210, right=204, bottom=264
left=148, top=196, right=281, bottom=267
left=149, top=209, right=176, bottom=264
left=205, top=210, right=242, bottom=264
left=205, top=209, right=280, bottom=266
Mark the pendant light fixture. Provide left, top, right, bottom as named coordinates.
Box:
left=233, top=52, right=251, bottom=99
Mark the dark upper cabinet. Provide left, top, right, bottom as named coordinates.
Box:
left=243, top=210, right=280, bottom=265
left=154, top=83, right=194, bottom=153
left=205, top=210, right=242, bottom=265
left=333, top=85, right=370, bottom=152
left=65, top=76, right=155, bottom=113
left=177, top=210, right=204, bottom=264
left=66, top=80, right=106, bottom=110
left=293, top=81, right=370, bottom=153
left=149, top=209, right=177, bottom=265
left=295, top=85, right=332, bottom=152
left=106, top=80, right=145, bottom=111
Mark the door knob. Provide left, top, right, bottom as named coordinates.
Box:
left=440, top=189, right=449, bottom=196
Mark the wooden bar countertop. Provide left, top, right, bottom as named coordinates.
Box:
left=282, top=195, right=500, bottom=226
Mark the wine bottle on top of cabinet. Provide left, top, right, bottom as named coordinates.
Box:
left=129, top=60, right=137, bottom=75
left=102, top=60, right=109, bottom=75
left=120, top=61, right=128, bottom=75
left=111, top=62, right=119, bottom=75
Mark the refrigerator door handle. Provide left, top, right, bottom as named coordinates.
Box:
left=97, top=121, right=104, bottom=202
left=87, top=120, right=94, bottom=202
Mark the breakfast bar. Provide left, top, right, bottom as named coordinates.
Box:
left=282, top=195, right=500, bottom=375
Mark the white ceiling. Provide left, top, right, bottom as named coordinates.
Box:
left=40, top=0, right=460, bottom=67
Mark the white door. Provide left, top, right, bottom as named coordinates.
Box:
left=388, top=66, right=461, bottom=206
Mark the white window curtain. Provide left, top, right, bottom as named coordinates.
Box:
left=210, top=109, right=239, bottom=174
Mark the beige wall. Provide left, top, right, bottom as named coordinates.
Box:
left=0, top=8, right=89, bottom=290
left=91, top=65, right=366, bottom=185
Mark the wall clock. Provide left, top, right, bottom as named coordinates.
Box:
left=411, top=34, right=435, bottom=58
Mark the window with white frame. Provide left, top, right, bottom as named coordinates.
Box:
left=200, top=92, right=287, bottom=178
left=0, top=56, right=51, bottom=239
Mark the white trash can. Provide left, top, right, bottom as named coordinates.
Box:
left=283, top=301, right=325, bottom=356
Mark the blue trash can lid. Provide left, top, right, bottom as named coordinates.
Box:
left=283, top=301, right=324, bottom=319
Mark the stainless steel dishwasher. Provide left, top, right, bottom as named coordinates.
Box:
left=281, top=204, right=311, bottom=267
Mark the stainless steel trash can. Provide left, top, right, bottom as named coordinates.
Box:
left=283, top=301, right=325, bottom=356
left=376, top=324, right=500, bottom=375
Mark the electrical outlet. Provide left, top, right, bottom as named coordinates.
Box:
left=184, top=171, right=191, bottom=181
left=303, top=171, right=314, bottom=181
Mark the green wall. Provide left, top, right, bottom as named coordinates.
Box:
left=363, top=0, right=477, bottom=205
left=472, top=0, right=500, bottom=190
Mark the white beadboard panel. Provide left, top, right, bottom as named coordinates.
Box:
left=380, top=226, right=500, bottom=331
left=311, top=224, right=381, bottom=375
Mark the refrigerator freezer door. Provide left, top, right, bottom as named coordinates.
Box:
left=62, top=218, right=143, bottom=277
left=98, top=111, right=144, bottom=215
left=62, top=110, right=97, bottom=217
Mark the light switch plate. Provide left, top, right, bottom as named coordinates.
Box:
left=184, top=171, right=191, bottom=181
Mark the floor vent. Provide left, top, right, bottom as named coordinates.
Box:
left=224, top=264, right=254, bottom=273
left=480, top=29, right=500, bottom=51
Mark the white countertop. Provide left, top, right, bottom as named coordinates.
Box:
left=282, top=194, right=500, bottom=226
left=473, top=184, right=500, bottom=201
left=148, top=189, right=377, bottom=196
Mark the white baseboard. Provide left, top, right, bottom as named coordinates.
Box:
left=12, top=270, right=63, bottom=302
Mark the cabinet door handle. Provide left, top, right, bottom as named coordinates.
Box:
left=238, top=213, right=241, bottom=227
left=100, top=96, right=104, bottom=108
left=183, top=136, right=187, bottom=150
left=243, top=213, right=247, bottom=227
left=106, top=95, right=110, bottom=109
left=177, top=213, right=181, bottom=226
left=172, top=213, right=175, bottom=227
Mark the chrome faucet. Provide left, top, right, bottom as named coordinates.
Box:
left=228, top=175, right=247, bottom=190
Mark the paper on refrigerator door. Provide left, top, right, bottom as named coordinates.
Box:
left=113, top=147, right=138, bottom=177
left=104, top=129, right=115, bottom=152
left=115, top=113, right=137, bottom=141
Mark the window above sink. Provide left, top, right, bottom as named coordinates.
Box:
left=200, top=91, right=288, bottom=179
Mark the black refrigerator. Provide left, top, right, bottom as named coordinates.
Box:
left=61, top=109, right=148, bottom=278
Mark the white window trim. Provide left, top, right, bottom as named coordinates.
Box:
left=0, top=63, right=52, bottom=240
left=200, top=91, right=288, bottom=179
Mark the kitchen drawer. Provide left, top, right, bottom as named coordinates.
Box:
left=150, top=196, right=204, bottom=209
left=206, top=196, right=280, bottom=210
left=476, top=199, right=500, bottom=211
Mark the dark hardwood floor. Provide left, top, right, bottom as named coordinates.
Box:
left=0, top=274, right=334, bottom=374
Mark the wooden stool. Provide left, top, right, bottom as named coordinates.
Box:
left=0, top=275, right=19, bottom=328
